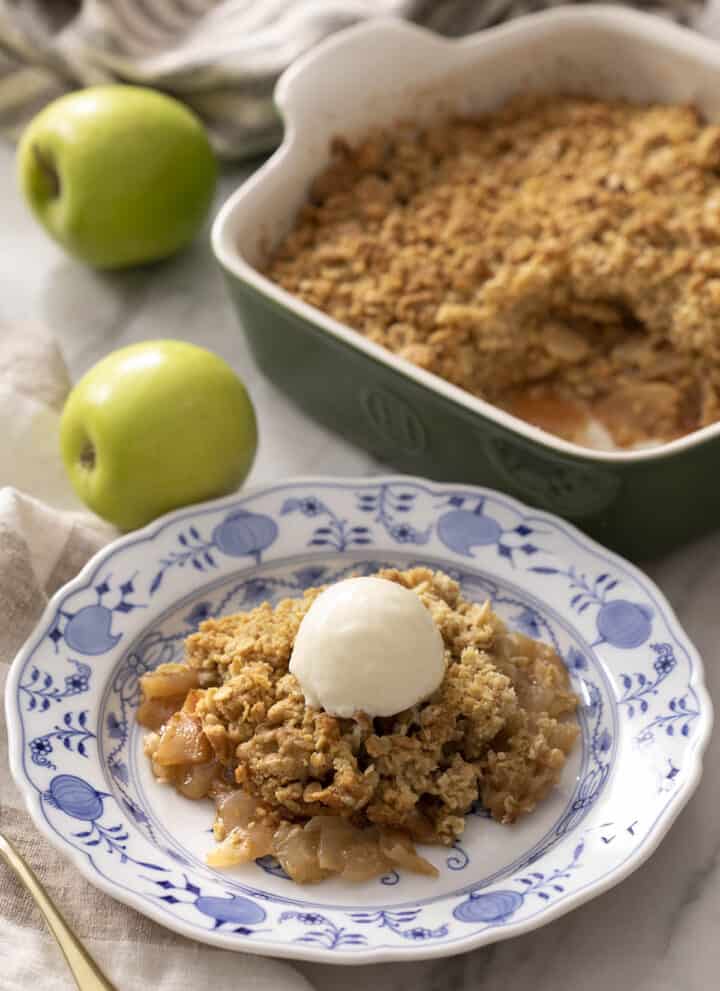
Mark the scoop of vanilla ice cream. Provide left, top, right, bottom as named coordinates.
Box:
left=289, top=576, right=445, bottom=718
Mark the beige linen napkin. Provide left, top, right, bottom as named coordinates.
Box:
left=0, top=327, right=314, bottom=990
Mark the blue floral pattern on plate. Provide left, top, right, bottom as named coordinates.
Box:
left=6, top=476, right=711, bottom=964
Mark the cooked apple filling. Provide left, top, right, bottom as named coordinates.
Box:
left=139, top=568, right=578, bottom=883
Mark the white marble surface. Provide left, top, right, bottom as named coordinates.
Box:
left=2, top=140, right=719, bottom=991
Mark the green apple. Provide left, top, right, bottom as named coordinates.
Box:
left=60, top=341, right=257, bottom=530
left=17, top=85, right=217, bottom=269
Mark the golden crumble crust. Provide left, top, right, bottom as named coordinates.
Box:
left=184, top=567, right=578, bottom=844
left=266, top=96, right=720, bottom=447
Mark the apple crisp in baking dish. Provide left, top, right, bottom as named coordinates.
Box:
left=138, top=567, right=578, bottom=884
left=266, top=96, right=720, bottom=448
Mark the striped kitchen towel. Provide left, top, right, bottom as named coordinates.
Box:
left=0, top=1, right=711, bottom=158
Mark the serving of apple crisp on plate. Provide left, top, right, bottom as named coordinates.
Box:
left=139, top=567, right=579, bottom=884
left=8, top=472, right=710, bottom=958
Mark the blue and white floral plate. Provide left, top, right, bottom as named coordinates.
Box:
left=6, top=476, right=712, bottom=963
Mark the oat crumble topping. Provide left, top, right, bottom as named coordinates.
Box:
left=139, top=568, right=578, bottom=883
left=266, top=96, right=720, bottom=447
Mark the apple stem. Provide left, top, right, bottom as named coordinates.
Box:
left=32, top=144, right=60, bottom=199
left=80, top=442, right=96, bottom=471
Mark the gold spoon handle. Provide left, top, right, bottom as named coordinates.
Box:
left=0, top=832, right=117, bottom=991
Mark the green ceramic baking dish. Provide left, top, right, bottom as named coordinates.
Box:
left=212, top=6, right=720, bottom=561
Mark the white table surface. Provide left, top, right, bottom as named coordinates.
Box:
left=2, top=142, right=719, bottom=991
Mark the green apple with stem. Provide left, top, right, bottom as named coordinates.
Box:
left=60, top=341, right=257, bottom=530
left=17, top=85, right=217, bottom=269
